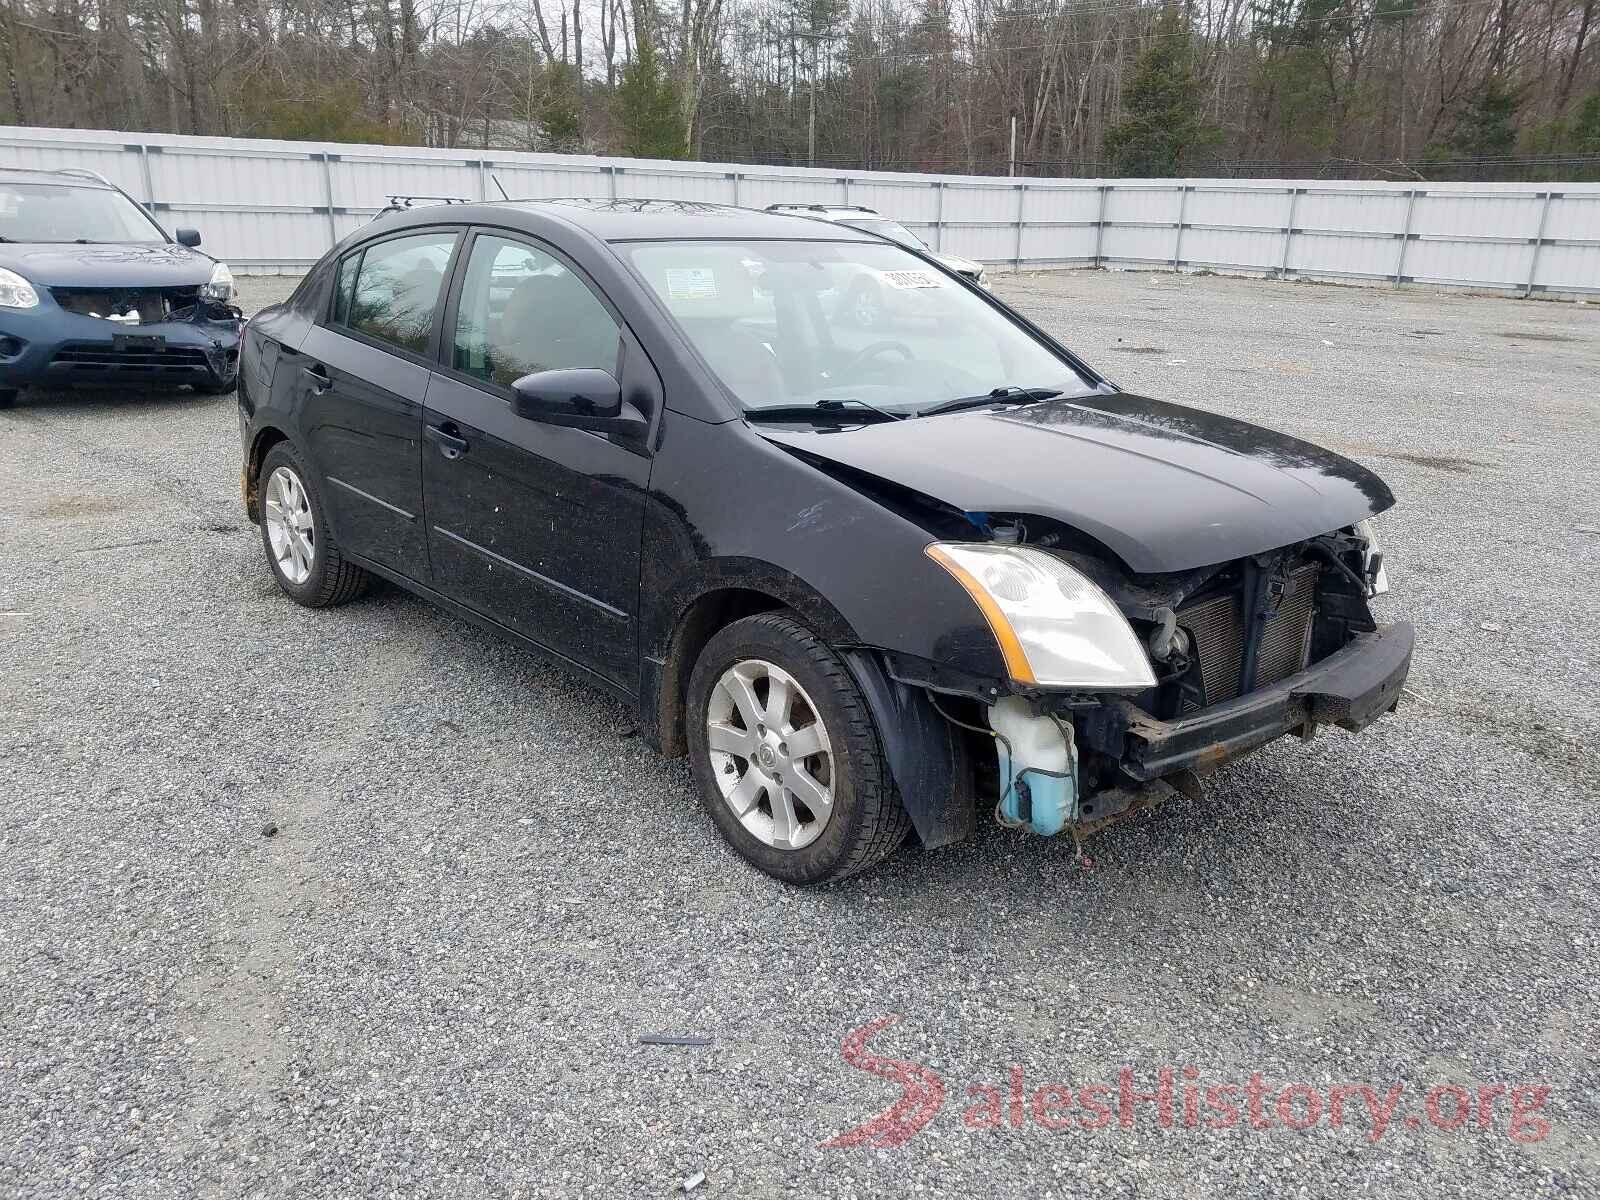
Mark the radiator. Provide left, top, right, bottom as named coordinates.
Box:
left=1178, top=563, right=1318, bottom=707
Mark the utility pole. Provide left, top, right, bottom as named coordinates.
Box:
left=809, top=36, right=818, bottom=166
left=794, top=28, right=835, bottom=168
left=573, top=0, right=583, bottom=94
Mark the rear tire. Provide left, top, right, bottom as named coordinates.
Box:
left=686, top=612, right=910, bottom=885
left=258, top=442, right=372, bottom=608
left=0, top=389, right=16, bottom=410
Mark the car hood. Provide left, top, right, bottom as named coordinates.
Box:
left=932, top=251, right=981, bottom=276
left=0, top=242, right=213, bottom=288
left=756, top=392, right=1394, bottom=573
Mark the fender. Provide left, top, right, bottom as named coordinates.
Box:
left=842, top=649, right=974, bottom=850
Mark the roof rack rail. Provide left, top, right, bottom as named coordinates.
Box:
left=0, top=165, right=118, bottom=186
left=52, top=166, right=117, bottom=187
left=764, top=202, right=877, bottom=213
left=374, top=194, right=472, bottom=218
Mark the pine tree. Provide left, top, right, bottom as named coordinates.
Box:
left=615, top=13, right=684, bottom=160
left=1102, top=13, right=1219, bottom=177
left=541, top=64, right=583, bottom=153
left=1439, top=78, right=1520, bottom=159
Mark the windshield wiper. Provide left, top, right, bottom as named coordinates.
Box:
left=745, top=398, right=907, bottom=424
left=916, top=386, right=1064, bottom=419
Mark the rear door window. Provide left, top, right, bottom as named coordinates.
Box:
left=332, top=252, right=360, bottom=325
left=340, top=231, right=459, bottom=355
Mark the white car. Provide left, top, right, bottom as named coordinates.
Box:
left=764, top=204, right=991, bottom=328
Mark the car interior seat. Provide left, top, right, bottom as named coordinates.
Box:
left=490, top=271, right=619, bottom=386
left=630, top=245, right=786, bottom=405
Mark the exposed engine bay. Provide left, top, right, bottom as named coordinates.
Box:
left=51, top=285, right=240, bottom=326
left=876, top=501, right=1402, bottom=842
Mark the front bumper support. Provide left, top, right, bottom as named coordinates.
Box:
left=1117, top=621, right=1415, bottom=781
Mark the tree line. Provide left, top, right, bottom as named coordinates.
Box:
left=2, top=0, right=1597, bottom=180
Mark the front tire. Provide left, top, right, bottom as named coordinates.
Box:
left=686, top=612, right=910, bottom=885
left=0, top=389, right=16, bottom=410
left=258, top=442, right=371, bottom=607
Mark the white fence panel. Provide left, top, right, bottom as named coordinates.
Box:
left=1185, top=227, right=1283, bottom=274
left=1, top=125, right=1597, bottom=296
left=1298, top=188, right=1408, bottom=236
left=848, top=179, right=939, bottom=221
left=1537, top=242, right=1600, bottom=291
left=738, top=173, right=835, bottom=208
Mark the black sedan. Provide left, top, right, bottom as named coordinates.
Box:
left=237, top=198, right=1412, bottom=884
left=0, top=167, right=242, bottom=407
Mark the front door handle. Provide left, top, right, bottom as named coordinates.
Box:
left=301, top=362, right=332, bottom=394
left=425, top=422, right=469, bottom=460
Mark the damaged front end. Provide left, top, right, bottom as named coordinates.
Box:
left=886, top=514, right=1411, bottom=842
left=4, top=285, right=245, bottom=392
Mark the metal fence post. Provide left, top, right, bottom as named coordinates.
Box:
left=1394, top=188, right=1420, bottom=286
left=126, top=142, right=157, bottom=209
left=1278, top=187, right=1302, bottom=278
left=1014, top=183, right=1027, bottom=272
left=841, top=176, right=851, bottom=206
left=312, top=152, right=338, bottom=247
left=1172, top=184, right=1190, bottom=271
left=1525, top=191, right=1557, bottom=298
left=608, top=165, right=620, bottom=199
left=933, top=180, right=945, bottom=251
left=1093, top=184, right=1109, bottom=268
left=729, top=172, right=741, bottom=207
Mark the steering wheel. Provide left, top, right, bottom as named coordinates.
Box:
left=841, top=340, right=915, bottom=377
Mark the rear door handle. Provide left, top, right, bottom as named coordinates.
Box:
left=301, top=362, right=332, bottom=394
left=425, top=422, right=469, bottom=460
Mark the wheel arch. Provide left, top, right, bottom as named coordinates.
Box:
left=646, top=575, right=977, bottom=852
left=644, top=565, right=858, bottom=759
left=244, top=425, right=291, bottom=523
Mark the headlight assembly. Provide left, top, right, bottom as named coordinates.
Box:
left=0, top=266, right=39, bottom=309
left=1354, top=518, right=1390, bottom=596
left=926, top=542, right=1157, bottom=690
left=200, top=261, right=235, bottom=303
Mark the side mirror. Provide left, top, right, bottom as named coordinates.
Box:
left=175, top=227, right=202, bottom=248
left=510, top=368, right=646, bottom=438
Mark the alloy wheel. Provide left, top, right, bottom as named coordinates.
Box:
left=705, top=658, right=835, bottom=850
left=263, top=465, right=315, bottom=585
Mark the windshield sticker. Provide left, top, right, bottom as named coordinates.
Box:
left=665, top=267, right=719, bottom=301
left=881, top=270, right=943, bottom=290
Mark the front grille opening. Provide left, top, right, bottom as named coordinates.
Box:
left=51, top=342, right=211, bottom=373
left=52, top=287, right=200, bottom=324
left=1178, top=562, right=1318, bottom=710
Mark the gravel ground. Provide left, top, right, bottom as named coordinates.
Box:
left=1, top=269, right=1596, bottom=1198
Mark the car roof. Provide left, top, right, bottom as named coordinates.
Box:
left=0, top=166, right=116, bottom=190
left=369, top=198, right=878, bottom=244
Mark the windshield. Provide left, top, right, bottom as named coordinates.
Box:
left=623, top=239, right=1095, bottom=415
left=0, top=182, right=166, bottom=243
left=838, top=218, right=927, bottom=251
